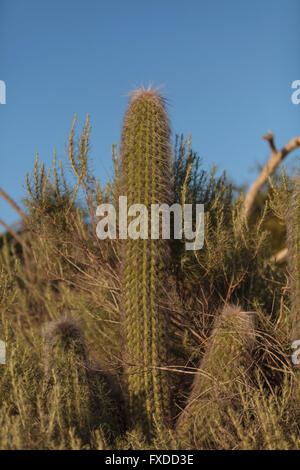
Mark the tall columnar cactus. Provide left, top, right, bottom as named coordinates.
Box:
left=176, top=304, right=255, bottom=448
left=287, top=174, right=300, bottom=398
left=120, top=87, right=172, bottom=434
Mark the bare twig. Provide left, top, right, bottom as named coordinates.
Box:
left=0, top=187, right=27, bottom=222
left=0, top=218, right=30, bottom=253
left=270, top=247, right=288, bottom=264
left=243, top=132, right=300, bottom=220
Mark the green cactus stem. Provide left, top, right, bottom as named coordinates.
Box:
left=120, top=87, right=172, bottom=434
left=176, top=304, right=255, bottom=448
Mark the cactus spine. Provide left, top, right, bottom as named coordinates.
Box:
left=287, top=174, right=300, bottom=398
left=120, top=87, right=171, bottom=433
left=177, top=305, right=255, bottom=448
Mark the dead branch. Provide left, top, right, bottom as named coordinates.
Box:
left=0, top=218, right=31, bottom=253
left=0, top=187, right=27, bottom=222
left=270, top=247, right=288, bottom=264
left=243, top=132, right=300, bottom=220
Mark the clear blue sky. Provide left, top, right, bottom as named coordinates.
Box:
left=1, top=0, right=299, bottom=227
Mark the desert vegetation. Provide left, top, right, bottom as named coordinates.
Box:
left=0, top=87, right=299, bottom=449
